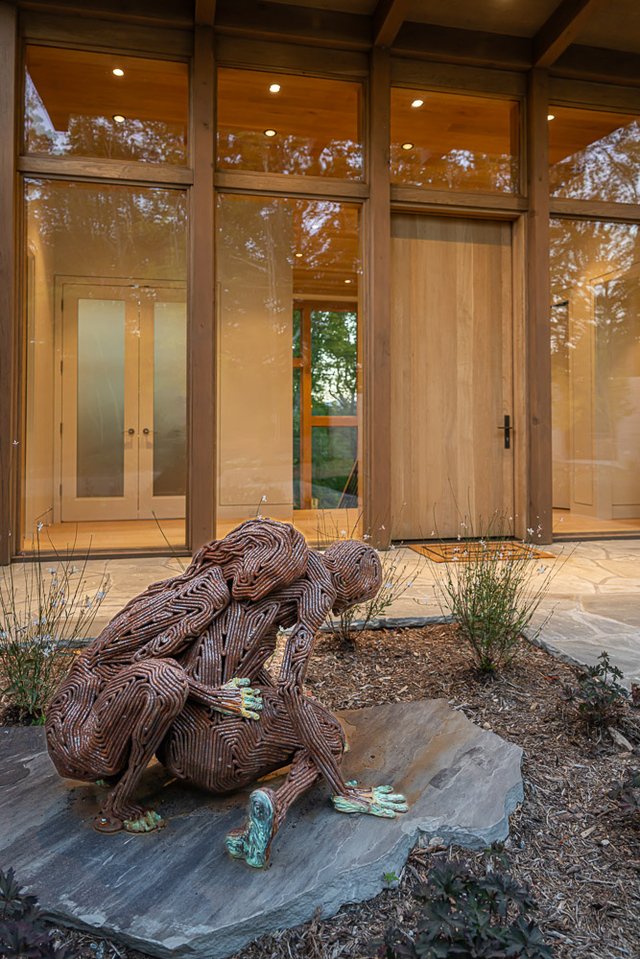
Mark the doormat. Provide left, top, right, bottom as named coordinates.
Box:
left=409, top=541, right=556, bottom=563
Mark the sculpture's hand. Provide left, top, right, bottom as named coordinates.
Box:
left=219, top=678, right=263, bottom=720
left=187, top=676, right=263, bottom=719
left=331, top=780, right=408, bottom=818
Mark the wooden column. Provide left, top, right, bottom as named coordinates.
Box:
left=364, top=47, right=392, bottom=548
left=0, top=2, right=17, bottom=566
left=526, top=69, right=553, bottom=543
left=189, top=23, right=217, bottom=551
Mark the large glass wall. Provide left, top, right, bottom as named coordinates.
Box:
left=23, top=179, right=188, bottom=552
left=216, top=195, right=361, bottom=542
left=550, top=218, right=640, bottom=535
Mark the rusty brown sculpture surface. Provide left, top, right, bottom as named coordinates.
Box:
left=46, top=519, right=407, bottom=867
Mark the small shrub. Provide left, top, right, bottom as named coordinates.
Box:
left=431, top=516, right=556, bottom=675
left=382, top=860, right=553, bottom=959
left=562, top=651, right=628, bottom=728
left=327, top=550, right=424, bottom=644
left=609, top=768, right=640, bottom=820
left=0, top=529, right=109, bottom=724
left=0, top=867, right=75, bottom=958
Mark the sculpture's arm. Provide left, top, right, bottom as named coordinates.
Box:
left=278, top=554, right=336, bottom=688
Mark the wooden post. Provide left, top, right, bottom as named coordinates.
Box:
left=189, top=23, right=217, bottom=551
left=364, top=47, right=392, bottom=548
left=0, top=2, right=17, bottom=565
left=526, top=69, right=553, bottom=543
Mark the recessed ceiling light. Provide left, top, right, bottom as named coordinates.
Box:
left=344, top=278, right=352, bottom=284
left=294, top=252, right=303, bottom=258
left=401, top=142, right=414, bottom=150
left=269, top=83, right=281, bottom=94
left=112, top=114, right=126, bottom=123
left=547, top=113, right=555, bottom=121
left=112, top=68, right=124, bottom=77
left=264, top=128, right=277, bottom=137
left=411, top=98, right=424, bottom=108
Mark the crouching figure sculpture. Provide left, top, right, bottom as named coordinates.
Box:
left=46, top=519, right=407, bottom=867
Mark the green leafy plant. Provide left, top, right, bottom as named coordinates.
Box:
left=431, top=515, right=557, bottom=675
left=0, top=528, right=109, bottom=724
left=382, top=861, right=553, bottom=959
left=562, top=651, right=629, bottom=728
left=0, top=867, right=74, bottom=958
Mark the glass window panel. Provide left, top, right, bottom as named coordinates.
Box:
left=549, top=106, right=640, bottom=203
left=311, top=309, right=358, bottom=416
left=76, top=299, right=125, bottom=498
left=23, top=178, right=187, bottom=552
left=216, top=194, right=362, bottom=540
left=550, top=218, right=640, bottom=536
left=312, top=426, right=358, bottom=509
left=24, top=46, right=188, bottom=164
left=153, top=302, right=187, bottom=497
left=217, top=68, right=363, bottom=179
left=390, top=88, right=520, bottom=193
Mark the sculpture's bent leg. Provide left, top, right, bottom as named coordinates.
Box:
left=225, top=749, right=321, bottom=868
left=90, top=659, right=189, bottom=833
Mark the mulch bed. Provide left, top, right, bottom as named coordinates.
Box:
left=11, top=625, right=640, bottom=959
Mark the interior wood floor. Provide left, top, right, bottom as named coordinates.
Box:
left=553, top=509, right=640, bottom=535
left=21, top=509, right=362, bottom=555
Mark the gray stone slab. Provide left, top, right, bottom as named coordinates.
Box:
left=0, top=700, right=523, bottom=959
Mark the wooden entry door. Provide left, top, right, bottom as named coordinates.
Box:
left=390, top=215, right=515, bottom=540
left=59, top=283, right=186, bottom=523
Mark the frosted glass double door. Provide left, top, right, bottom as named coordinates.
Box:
left=60, top=284, right=186, bottom=522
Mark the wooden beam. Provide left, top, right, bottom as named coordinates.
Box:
left=364, top=47, right=392, bottom=548
left=394, top=22, right=532, bottom=70
left=195, top=0, right=216, bottom=27
left=553, top=44, right=640, bottom=86
left=525, top=70, right=553, bottom=544
left=533, top=0, right=602, bottom=68
left=19, top=0, right=193, bottom=28
left=373, top=0, right=409, bottom=48
left=215, top=0, right=371, bottom=51
left=0, top=2, right=17, bottom=565
left=17, top=156, right=194, bottom=186
left=189, top=23, right=216, bottom=552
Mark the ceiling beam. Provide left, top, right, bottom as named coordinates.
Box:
left=373, top=0, right=410, bottom=47
left=553, top=43, right=640, bottom=86
left=195, top=0, right=216, bottom=27
left=533, top=0, right=602, bottom=68
left=215, top=0, right=370, bottom=51
left=394, top=22, right=532, bottom=70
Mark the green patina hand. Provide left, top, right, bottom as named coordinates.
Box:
left=332, top=780, right=408, bottom=818
left=222, top=677, right=263, bottom=720
left=225, top=789, right=276, bottom=868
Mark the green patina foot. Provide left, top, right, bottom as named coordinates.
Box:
left=225, top=788, right=276, bottom=868
left=332, top=780, right=409, bottom=818
left=123, top=810, right=165, bottom=833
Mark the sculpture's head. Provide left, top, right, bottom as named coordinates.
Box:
left=321, top=540, right=382, bottom=614
left=218, top=518, right=308, bottom=601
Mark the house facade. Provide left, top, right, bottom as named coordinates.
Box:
left=1, top=0, right=639, bottom=562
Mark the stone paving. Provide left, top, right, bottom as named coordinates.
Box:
left=0, top=701, right=523, bottom=959
left=39, top=537, right=639, bottom=687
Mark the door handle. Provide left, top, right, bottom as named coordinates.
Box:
left=498, top=415, right=512, bottom=449
left=142, top=427, right=152, bottom=436
left=126, top=428, right=135, bottom=436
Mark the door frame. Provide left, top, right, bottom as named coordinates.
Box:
left=53, top=275, right=186, bottom=525
left=387, top=206, right=528, bottom=542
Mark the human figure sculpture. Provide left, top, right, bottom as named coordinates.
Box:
left=46, top=519, right=407, bottom=867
